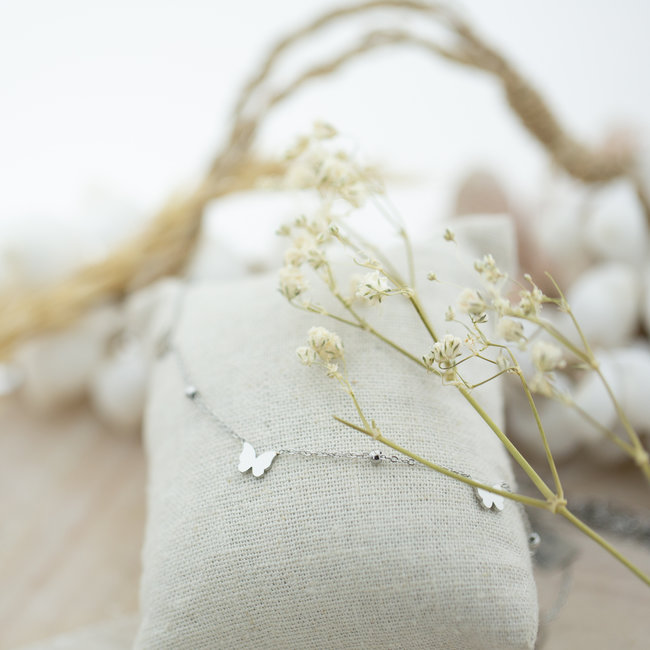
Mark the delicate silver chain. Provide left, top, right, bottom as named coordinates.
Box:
left=152, top=285, right=542, bottom=557
left=175, top=344, right=484, bottom=472
left=160, top=286, right=490, bottom=477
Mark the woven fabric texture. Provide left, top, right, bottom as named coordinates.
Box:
left=133, top=216, right=538, bottom=649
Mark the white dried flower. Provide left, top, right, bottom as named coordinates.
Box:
left=491, top=295, right=511, bottom=316
left=279, top=266, right=309, bottom=300
left=317, top=152, right=368, bottom=207
left=284, top=247, right=307, bottom=267
left=296, top=346, right=317, bottom=366
left=307, top=326, right=344, bottom=361
left=474, top=254, right=505, bottom=284
left=325, top=362, right=340, bottom=378
left=424, top=334, right=462, bottom=369
left=529, top=373, right=556, bottom=398
left=531, top=341, right=565, bottom=373
left=496, top=317, right=525, bottom=343
left=356, top=270, right=392, bottom=305
left=313, top=121, right=338, bottom=140
left=427, top=272, right=438, bottom=282
left=305, top=212, right=333, bottom=241
left=443, top=228, right=456, bottom=242
left=347, top=274, right=365, bottom=304
left=306, top=247, right=327, bottom=270
left=457, top=288, right=488, bottom=316
left=445, top=306, right=455, bottom=321
left=513, top=285, right=545, bottom=318
left=284, top=135, right=310, bottom=161
left=439, top=334, right=462, bottom=361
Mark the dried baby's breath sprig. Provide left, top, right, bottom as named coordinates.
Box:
left=278, top=266, right=309, bottom=300
left=423, top=334, right=464, bottom=384
left=312, top=121, right=338, bottom=140
left=457, top=288, right=488, bottom=318
left=356, top=270, right=392, bottom=305
left=423, top=334, right=462, bottom=367
left=307, top=326, right=344, bottom=362
left=355, top=269, right=414, bottom=306
left=496, top=317, right=525, bottom=345
left=282, top=124, right=377, bottom=208
left=474, top=254, right=506, bottom=285
left=531, top=341, right=565, bottom=374
left=296, top=346, right=318, bottom=366
left=281, top=128, right=650, bottom=588
left=443, top=228, right=456, bottom=243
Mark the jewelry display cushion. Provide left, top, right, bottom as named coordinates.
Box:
left=130, top=216, right=538, bottom=649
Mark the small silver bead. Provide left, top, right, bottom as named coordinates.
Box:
left=528, top=532, right=541, bottom=552
left=185, top=385, right=198, bottom=399
left=369, top=451, right=382, bottom=464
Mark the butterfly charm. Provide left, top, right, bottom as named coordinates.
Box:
left=475, top=485, right=505, bottom=511
left=238, top=442, right=277, bottom=477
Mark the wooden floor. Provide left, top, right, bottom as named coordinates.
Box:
left=0, top=399, right=145, bottom=649
left=1, top=398, right=648, bottom=649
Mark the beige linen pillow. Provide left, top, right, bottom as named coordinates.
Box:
left=132, top=216, right=538, bottom=649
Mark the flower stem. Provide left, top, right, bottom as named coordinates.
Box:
left=333, top=416, right=549, bottom=510
left=515, top=368, right=564, bottom=500
left=559, top=506, right=650, bottom=587
left=457, top=385, right=556, bottom=502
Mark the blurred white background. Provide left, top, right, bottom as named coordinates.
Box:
left=1, top=0, right=649, bottom=277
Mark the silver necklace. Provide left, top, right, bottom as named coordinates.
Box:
left=156, top=287, right=539, bottom=533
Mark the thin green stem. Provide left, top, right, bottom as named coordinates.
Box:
left=559, top=506, right=650, bottom=587
left=515, top=368, right=564, bottom=500
left=331, top=289, right=431, bottom=370
left=335, top=221, right=405, bottom=285
left=529, top=317, right=590, bottom=364
left=568, top=401, right=636, bottom=456
left=465, top=368, right=510, bottom=390
left=338, top=377, right=371, bottom=432
left=527, top=316, right=650, bottom=481
left=409, top=293, right=438, bottom=343
left=595, top=366, right=648, bottom=457
left=457, top=385, right=556, bottom=502
left=545, top=272, right=595, bottom=360
left=369, top=194, right=416, bottom=288
left=334, top=416, right=549, bottom=510
left=291, top=301, right=361, bottom=328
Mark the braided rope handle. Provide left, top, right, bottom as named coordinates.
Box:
left=1, top=0, right=645, bottom=359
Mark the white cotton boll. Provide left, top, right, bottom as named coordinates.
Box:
left=566, top=263, right=641, bottom=348
left=89, top=339, right=147, bottom=433
left=533, top=176, right=591, bottom=285
left=15, top=304, right=121, bottom=410
left=610, top=343, right=650, bottom=435
left=584, top=182, right=647, bottom=266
